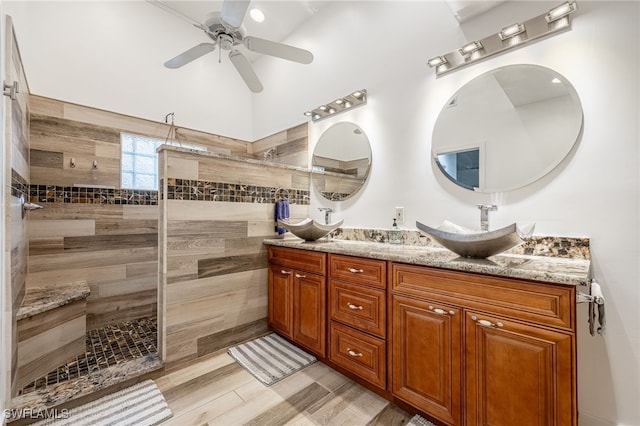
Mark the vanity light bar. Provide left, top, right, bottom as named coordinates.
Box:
left=304, top=89, right=368, bottom=122
left=427, top=0, right=578, bottom=78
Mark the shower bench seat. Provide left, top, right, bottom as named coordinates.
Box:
left=16, top=280, right=90, bottom=390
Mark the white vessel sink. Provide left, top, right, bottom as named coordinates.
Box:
left=416, top=220, right=535, bottom=258
left=277, top=218, right=344, bottom=241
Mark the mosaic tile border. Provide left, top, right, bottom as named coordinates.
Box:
left=320, top=191, right=352, bottom=201
left=11, top=169, right=29, bottom=199
left=29, top=185, right=158, bottom=205
left=164, top=178, right=311, bottom=205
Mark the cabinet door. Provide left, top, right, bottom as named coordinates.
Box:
left=465, top=311, right=575, bottom=426
left=391, top=294, right=462, bottom=426
left=268, top=265, right=294, bottom=338
left=293, top=271, right=326, bottom=357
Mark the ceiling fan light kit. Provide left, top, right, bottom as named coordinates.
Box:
left=155, top=0, right=314, bottom=93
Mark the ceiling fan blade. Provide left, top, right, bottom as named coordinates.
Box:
left=164, top=43, right=216, bottom=69
left=243, top=37, right=314, bottom=64
left=228, top=50, right=263, bottom=93
left=220, top=0, right=250, bottom=30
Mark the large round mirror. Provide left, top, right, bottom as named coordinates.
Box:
left=432, top=64, right=583, bottom=192
left=311, top=122, right=372, bottom=201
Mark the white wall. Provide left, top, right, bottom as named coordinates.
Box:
left=253, top=2, right=640, bottom=425
left=2, top=1, right=254, bottom=141
left=1, top=1, right=638, bottom=424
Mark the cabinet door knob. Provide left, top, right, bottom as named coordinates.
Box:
left=295, top=273, right=306, bottom=278
left=280, top=270, right=291, bottom=275
left=347, top=267, right=364, bottom=273
left=471, top=315, right=503, bottom=328
left=347, top=302, right=363, bottom=310
left=429, top=305, right=455, bottom=316
left=346, top=348, right=363, bottom=357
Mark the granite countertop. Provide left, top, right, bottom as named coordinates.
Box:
left=263, top=237, right=591, bottom=286
left=17, top=280, right=91, bottom=320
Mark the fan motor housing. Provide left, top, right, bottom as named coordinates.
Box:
left=204, top=11, right=244, bottom=48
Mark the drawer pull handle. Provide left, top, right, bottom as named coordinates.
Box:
left=280, top=270, right=291, bottom=275
left=429, top=306, right=455, bottom=316
left=347, top=268, right=364, bottom=273
left=471, top=315, right=503, bottom=328
left=347, top=302, right=363, bottom=310
left=295, top=273, right=306, bottom=278
left=346, top=348, right=363, bottom=357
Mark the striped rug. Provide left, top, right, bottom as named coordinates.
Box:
left=407, top=414, right=437, bottom=426
left=228, top=333, right=317, bottom=386
left=32, top=380, right=172, bottom=426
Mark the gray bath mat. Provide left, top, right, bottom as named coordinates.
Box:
left=407, top=414, right=437, bottom=426
left=31, top=379, right=172, bottom=426
left=228, top=333, right=316, bottom=386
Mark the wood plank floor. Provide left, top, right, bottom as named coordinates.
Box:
left=155, top=352, right=413, bottom=425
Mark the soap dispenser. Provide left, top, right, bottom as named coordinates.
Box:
left=389, top=218, right=402, bottom=245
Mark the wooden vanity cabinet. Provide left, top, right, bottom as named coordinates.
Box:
left=464, top=310, right=574, bottom=426
left=391, top=293, right=463, bottom=425
left=267, top=247, right=327, bottom=357
left=328, top=254, right=387, bottom=390
left=391, top=263, right=577, bottom=426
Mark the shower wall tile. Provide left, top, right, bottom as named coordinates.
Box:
left=251, top=122, right=309, bottom=167
left=160, top=147, right=311, bottom=368
left=26, top=95, right=311, bottom=372
left=6, top=23, right=31, bottom=397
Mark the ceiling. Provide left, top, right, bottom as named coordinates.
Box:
left=153, top=0, right=504, bottom=56
left=152, top=0, right=330, bottom=61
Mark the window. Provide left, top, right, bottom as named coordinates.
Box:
left=120, top=133, right=207, bottom=191
left=121, top=133, right=162, bottom=190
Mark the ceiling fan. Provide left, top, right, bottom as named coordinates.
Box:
left=154, top=0, right=314, bottom=93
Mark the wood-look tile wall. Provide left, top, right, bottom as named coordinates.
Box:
left=26, top=96, right=256, bottom=331
left=5, top=18, right=31, bottom=398
left=159, top=148, right=311, bottom=368
left=26, top=95, right=310, bottom=345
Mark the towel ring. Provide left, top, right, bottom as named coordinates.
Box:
left=275, top=187, right=289, bottom=200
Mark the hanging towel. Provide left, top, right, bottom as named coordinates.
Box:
left=586, top=280, right=606, bottom=336
left=274, top=199, right=290, bottom=235
left=591, top=280, right=606, bottom=335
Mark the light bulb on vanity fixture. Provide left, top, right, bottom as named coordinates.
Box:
left=426, top=0, right=578, bottom=77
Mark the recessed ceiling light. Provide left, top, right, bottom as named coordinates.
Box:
left=249, top=8, right=265, bottom=23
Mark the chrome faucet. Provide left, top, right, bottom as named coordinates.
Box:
left=318, top=207, right=334, bottom=225
left=476, top=204, right=497, bottom=231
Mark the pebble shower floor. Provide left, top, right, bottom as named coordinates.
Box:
left=18, top=317, right=158, bottom=396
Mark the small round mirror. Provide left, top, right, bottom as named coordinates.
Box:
left=432, top=64, right=583, bottom=192
left=311, top=122, right=372, bottom=201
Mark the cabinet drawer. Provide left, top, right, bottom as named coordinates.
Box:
left=392, top=263, right=574, bottom=330
left=329, top=280, right=385, bottom=338
left=329, top=254, right=386, bottom=289
left=329, top=321, right=386, bottom=390
left=268, top=246, right=326, bottom=275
